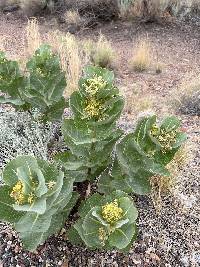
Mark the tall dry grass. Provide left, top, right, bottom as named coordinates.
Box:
left=46, top=30, right=83, bottom=97
left=26, top=18, right=41, bottom=56
left=130, top=37, right=151, bottom=72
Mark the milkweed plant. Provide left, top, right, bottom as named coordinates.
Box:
left=0, top=45, right=187, bottom=252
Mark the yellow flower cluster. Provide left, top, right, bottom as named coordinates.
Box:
left=158, top=129, right=177, bottom=151
left=102, top=199, right=123, bottom=224
left=84, top=98, right=103, bottom=119
left=10, top=181, right=25, bottom=205
left=84, top=76, right=107, bottom=96
left=150, top=124, right=177, bottom=151
left=10, top=180, right=36, bottom=205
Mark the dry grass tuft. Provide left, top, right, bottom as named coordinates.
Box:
left=25, top=17, right=84, bottom=98
left=83, top=34, right=115, bottom=69
left=130, top=38, right=151, bottom=72
left=46, top=31, right=82, bottom=97
left=170, top=72, right=200, bottom=116
left=64, top=9, right=83, bottom=26
left=0, top=37, right=5, bottom=51
left=26, top=18, right=41, bottom=56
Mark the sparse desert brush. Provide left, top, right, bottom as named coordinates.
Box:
left=26, top=18, right=41, bottom=56
left=85, top=34, right=115, bottom=69
left=130, top=38, right=151, bottom=72
left=171, top=73, right=200, bottom=116
left=20, top=0, right=46, bottom=16
left=64, top=9, right=83, bottom=26
left=119, top=0, right=200, bottom=20
left=82, top=39, right=95, bottom=59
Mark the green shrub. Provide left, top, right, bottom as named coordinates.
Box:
left=98, top=115, right=187, bottom=195
left=0, top=47, right=187, bottom=252
left=0, top=155, right=78, bottom=251
left=68, top=190, right=138, bottom=251
left=55, top=66, right=124, bottom=182
left=0, top=44, right=67, bottom=122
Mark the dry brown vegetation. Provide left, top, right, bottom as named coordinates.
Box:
left=150, top=140, right=194, bottom=211
left=64, top=10, right=83, bottom=26
left=129, top=37, right=151, bottom=72
left=85, top=34, right=116, bottom=69
left=170, top=72, right=200, bottom=115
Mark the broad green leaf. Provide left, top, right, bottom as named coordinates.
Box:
left=3, top=156, right=39, bottom=186
left=73, top=219, right=90, bottom=246
left=133, top=115, right=157, bottom=152
left=172, top=132, right=187, bottom=148
left=82, top=207, right=105, bottom=248
left=161, top=116, right=181, bottom=132
left=82, top=65, right=115, bottom=84
left=62, top=118, right=117, bottom=145
left=109, top=223, right=136, bottom=250
left=126, top=170, right=152, bottom=195
left=104, top=190, right=128, bottom=203
left=13, top=197, right=47, bottom=214
left=67, top=225, right=84, bottom=245
left=79, top=193, right=103, bottom=217
left=0, top=96, right=25, bottom=106
left=118, top=197, right=138, bottom=223
left=97, top=171, right=132, bottom=194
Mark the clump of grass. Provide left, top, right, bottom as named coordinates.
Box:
left=0, top=37, right=5, bottom=51
left=0, top=0, right=20, bottom=8
left=170, top=72, right=200, bottom=116
left=118, top=0, right=135, bottom=18
left=130, top=38, right=151, bottom=72
left=26, top=18, right=41, bottom=56
left=64, top=9, right=83, bottom=26
left=94, top=34, right=115, bottom=68
left=83, top=34, right=115, bottom=69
